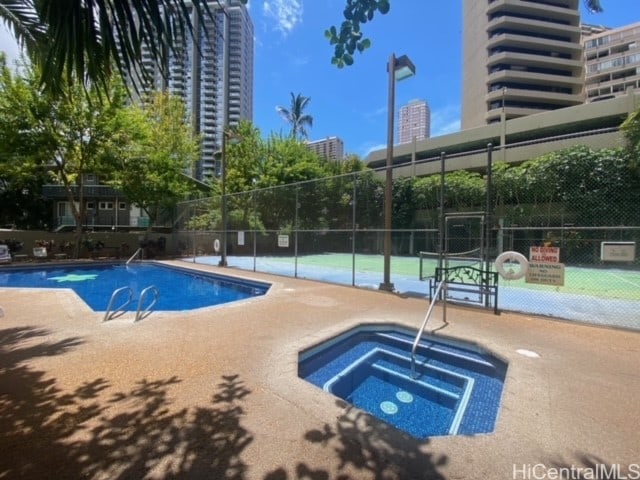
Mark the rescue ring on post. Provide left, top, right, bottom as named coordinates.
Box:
left=213, top=239, right=221, bottom=253
left=495, top=251, right=529, bottom=280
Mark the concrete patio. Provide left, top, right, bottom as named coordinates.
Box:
left=1, top=260, right=638, bottom=479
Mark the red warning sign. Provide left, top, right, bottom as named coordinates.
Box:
left=529, top=246, right=560, bottom=263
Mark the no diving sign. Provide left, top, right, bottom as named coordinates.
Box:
left=529, top=246, right=560, bottom=263
left=527, top=246, right=564, bottom=286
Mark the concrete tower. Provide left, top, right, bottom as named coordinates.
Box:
left=462, top=0, right=583, bottom=129
left=398, top=99, right=431, bottom=144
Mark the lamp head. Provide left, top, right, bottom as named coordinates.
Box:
left=393, top=54, right=416, bottom=82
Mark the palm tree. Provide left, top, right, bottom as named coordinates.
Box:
left=276, top=92, right=313, bottom=140
left=0, top=0, right=245, bottom=95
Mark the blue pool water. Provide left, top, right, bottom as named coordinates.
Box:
left=298, top=324, right=507, bottom=438
left=0, top=262, right=269, bottom=311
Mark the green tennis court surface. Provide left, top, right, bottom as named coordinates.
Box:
left=261, top=253, right=640, bottom=301
left=189, top=252, right=639, bottom=329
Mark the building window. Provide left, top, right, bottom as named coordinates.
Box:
left=86, top=202, right=95, bottom=210
left=99, top=202, right=113, bottom=210
left=57, top=202, right=68, bottom=217
left=119, top=202, right=127, bottom=210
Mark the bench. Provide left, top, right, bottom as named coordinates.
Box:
left=429, top=265, right=499, bottom=314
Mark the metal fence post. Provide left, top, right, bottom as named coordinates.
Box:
left=295, top=186, right=299, bottom=278
left=352, top=172, right=357, bottom=287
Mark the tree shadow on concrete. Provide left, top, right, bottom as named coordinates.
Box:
left=0, top=326, right=253, bottom=479
left=264, top=399, right=448, bottom=480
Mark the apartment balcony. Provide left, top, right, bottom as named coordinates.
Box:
left=587, top=69, right=640, bottom=87
left=487, top=69, right=583, bottom=91
left=42, top=184, right=123, bottom=199
left=485, top=105, right=553, bottom=124
left=485, top=86, right=583, bottom=108
left=487, top=33, right=582, bottom=57
left=486, top=0, right=579, bottom=25
left=586, top=77, right=640, bottom=101
left=488, top=16, right=580, bottom=43
left=586, top=67, right=640, bottom=87
left=487, top=51, right=582, bottom=74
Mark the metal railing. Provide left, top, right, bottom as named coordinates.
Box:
left=411, top=280, right=447, bottom=379
left=135, top=286, right=159, bottom=322
left=103, top=286, right=133, bottom=321
left=126, top=247, right=143, bottom=264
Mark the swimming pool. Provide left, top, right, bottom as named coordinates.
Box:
left=0, top=262, right=269, bottom=312
left=298, top=324, right=507, bottom=438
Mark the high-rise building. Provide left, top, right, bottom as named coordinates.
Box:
left=135, top=0, right=253, bottom=180
left=305, top=137, right=345, bottom=161
left=583, top=22, right=640, bottom=103
left=398, top=99, right=430, bottom=144
left=462, top=0, right=584, bottom=129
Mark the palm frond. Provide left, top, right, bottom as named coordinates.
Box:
left=0, top=0, right=221, bottom=96
left=0, top=0, right=46, bottom=52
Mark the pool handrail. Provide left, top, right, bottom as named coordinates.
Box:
left=126, top=247, right=143, bottom=265
left=135, top=285, right=159, bottom=322
left=104, top=286, right=134, bottom=322
left=411, top=280, right=447, bottom=379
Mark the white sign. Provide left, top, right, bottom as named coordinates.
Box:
left=529, top=246, right=560, bottom=263
left=278, top=234, right=289, bottom=248
left=526, top=262, right=565, bottom=286
left=237, top=231, right=245, bottom=246
left=601, top=242, right=635, bottom=262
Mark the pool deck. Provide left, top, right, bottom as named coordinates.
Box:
left=1, top=260, right=639, bottom=480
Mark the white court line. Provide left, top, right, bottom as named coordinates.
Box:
left=606, top=271, right=640, bottom=289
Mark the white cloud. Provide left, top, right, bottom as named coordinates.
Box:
left=262, top=0, right=303, bottom=36
left=287, top=51, right=309, bottom=67
left=361, top=142, right=387, bottom=158
left=430, top=104, right=461, bottom=137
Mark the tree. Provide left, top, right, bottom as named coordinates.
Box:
left=0, top=0, right=247, bottom=95
left=621, top=105, right=640, bottom=174
left=106, top=91, right=200, bottom=230
left=326, top=0, right=604, bottom=67
left=276, top=92, right=313, bottom=140
left=217, top=120, right=264, bottom=230
left=0, top=54, right=51, bottom=228
left=0, top=59, right=130, bottom=256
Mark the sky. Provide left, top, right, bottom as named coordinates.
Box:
left=1, top=1, right=638, bottom=158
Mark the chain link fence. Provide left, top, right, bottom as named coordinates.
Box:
left=175, top=149, right=640, bottom=330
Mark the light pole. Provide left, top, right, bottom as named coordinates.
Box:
left=219, top=0, right=232, bottom=267
left=380, top=53, right=416, bottom=292
left=218, top=129, right=241, bottom=267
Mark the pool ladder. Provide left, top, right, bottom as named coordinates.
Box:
left=126, top=247, right=143, bottom=264
left=410, top=280, right=447, bottom=379
left=103, top=285, right=159, bottom=322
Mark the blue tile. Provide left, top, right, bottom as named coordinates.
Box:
left=298, top=325, right=507, bottom=438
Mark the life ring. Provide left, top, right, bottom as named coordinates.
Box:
left=213, top=239, right=221, bottom=253
left=495, top=251, right=529, bottom=280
